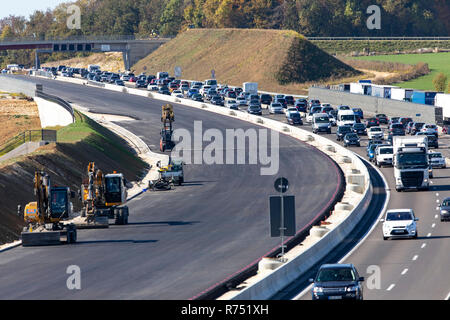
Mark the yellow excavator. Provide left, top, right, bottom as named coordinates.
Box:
left=20, top=171, right=77, bottom=246
left=160, top=104, right=175, bottom=152
left=80, top=162, right=130, bottom=226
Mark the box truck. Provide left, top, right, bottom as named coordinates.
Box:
left=243, top=82, right=258, bottom=94
left=412, top=91, right=438, bottom=105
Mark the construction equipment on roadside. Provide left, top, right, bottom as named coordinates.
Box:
left=160, top=158, right=184, bottom=186
left=19, top=171, right=77, bottom=246
left=160, top=104, right=175, bottom=152
left=80, top=162, right=130, bottom=226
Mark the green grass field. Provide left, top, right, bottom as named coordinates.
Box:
left=353, top=52, right=450, bottom=91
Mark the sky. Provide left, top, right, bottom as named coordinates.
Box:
left=1, top=0, right=70, bottom=19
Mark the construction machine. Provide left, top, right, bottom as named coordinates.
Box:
left=160, top=104, right=175, bottom=152
left=160, top=157, right=184, bottom=185
left=20, top=171, right=77, bottom=246
left=80, top=162, right=130, bottom=226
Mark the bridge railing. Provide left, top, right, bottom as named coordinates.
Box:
left=0, top=35, right=172, bottom=44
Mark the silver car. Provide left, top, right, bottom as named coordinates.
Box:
left=439, top=197, right=450, bottom=221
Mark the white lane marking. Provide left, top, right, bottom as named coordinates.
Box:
left=421, top=243, right=427, bottom=249
left=436, top=207, right=439, bottom=210
left=427, top=233, right=432, bottom=237
left=435, top=214, right=439, bottom=218
left=401, top=268, right=408, bottom=275
left=436, top=193, right=439, bottom=197
left=432, top=223, right=436, bottom=228
left=412, top=255, right=419, bottom=261
left=387, top=284, right=395, bottom=291
left=436, top=199, right=440, bottom=203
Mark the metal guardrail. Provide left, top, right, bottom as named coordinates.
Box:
left=308, top=36, right=450, bottom=41
left=0, top=130, right=56, bottom=156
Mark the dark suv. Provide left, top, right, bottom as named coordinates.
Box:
left=336, top=125, right=353, bottom=141
left=310, top=264, right=364, bottom=300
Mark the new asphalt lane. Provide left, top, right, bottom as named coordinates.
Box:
left=0, top=77, right=343, bottom=299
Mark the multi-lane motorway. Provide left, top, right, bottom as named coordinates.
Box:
left=0, top=77, right=343, bottom=299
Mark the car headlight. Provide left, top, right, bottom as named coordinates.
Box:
left=441, top=210, right=448, bottom=214
left=313, top=286, right=323, bottom=293
left=346, top=286, right=358, bottom=292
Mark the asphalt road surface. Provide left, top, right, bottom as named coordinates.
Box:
left=0, top=77, right=343, bottom=299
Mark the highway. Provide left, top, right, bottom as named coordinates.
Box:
left=0, top=76, right=343, bottom=299
left=282, top=120, right=450, bottom=300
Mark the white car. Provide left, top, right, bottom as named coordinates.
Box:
left=420, top=124, right=438, bottom=136
left=428, top=152, right=446, bottom=168
left=375, top=145, right=393, bottom=167
left=328, top=114, right=336, bottom=126
left=171, top=90, right=184, bottom=98
left=285, top=107, right=299, bottom=116
left=381, top=209, right=418, bottom=240
left=368, top=126, right=384, bottom=140
left=269, top=102, right=284, bottom=114
left=236, top=96, right=247, bottom=106
left=147, top=84, right=159, bottom=91
left=226, top=100, right=238, bottom=110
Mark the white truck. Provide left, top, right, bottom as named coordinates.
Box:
left=243, top=82, right=258, bottom=94
left=393, top=136, right=430, bottom=192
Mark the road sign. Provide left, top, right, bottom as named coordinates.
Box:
left=269, top=195, right=296, bottom=237
left=211, top=69, right=215, bottom=79
left=274, top=177, right=289, bottom=193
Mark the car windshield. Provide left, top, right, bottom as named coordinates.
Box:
left=341, top=115, right=355, bottom=121
left=370, top=144, right=380, bottom=151
left=316, top=268, right=356, bottom=282
left=339, top=106, right=350, bottom=110
left=392, top=124, right=403, bottom=129
left=315, top=116, right=329, bottom=123
left=50, top=190, right=67, bottom=215
left=339, top=126, right=351, bottom=133
left=386, top=212, right=413, bottom=221
left=429, top=153, right=442, bottom=158
left=354, top=124, right=365, bottom=129
left=442, top=199, right=450, bottom=206
left=379, top=147, right=393, bottom=154
left=272, top=103, right=282, bottom=108
left=371, top=127, right=381, bottom=132
left=346, top=133, right=357, bottom=139
left=290, top=113, right=300, bottom=119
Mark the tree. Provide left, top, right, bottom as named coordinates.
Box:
left=0, top=25, right=14, bottom=40
left=433, top=72, right=448, bottom=92
left=160, top=0, right=185, bottom=36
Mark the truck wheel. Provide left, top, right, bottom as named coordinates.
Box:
left=123, top=207, right=129, bottom=225
left=115, top=208, right=123, bottom=225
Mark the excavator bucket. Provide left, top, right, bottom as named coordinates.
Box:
left=21, top=231, right=61, bottom=246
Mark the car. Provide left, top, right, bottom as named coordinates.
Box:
left=312, top=113, right=331, bottom=134
left=399, top=117, right=413, bottom=127
left=415, top=132, right=439, bottom=148
left=236, top=96, right=247, bottom=106
left=428, top=151, right=446, bottom=168
left=135, top=80, right=147, bottom=88
left=352, top=123, right=367, bottom=135
left=247, top=105, right=262, bottom=115
left=285, top=107, right=299, bottom=116
left=320, top=105, right=334, bottom=115
left=294, top=99, right=308, bottom=113
left=147, top=84, right=159, bottom=91
left=376, top=113, right=389, bottom=124
left=381, top=209, right=418, bottom=240
left=337, top=105, right=350, bottom=112
left=285, top=96, right=295, bottom=105
left=171, top=90, right=184, bottom=98
left=226, top=91, right=237, bottom=99
left=115, top=80, right=125, bottom=86
left=187, top=88, right=199, bottom=98
left=336, top=125, right=353, bottom=141
left=367, top=142, right=381, bottom=162
left=191, top=93, right=203, bottom=102
left=352, top=108, right=364, bottom=119
left=269, top=102, right=284, bottom=114
left=158, top=87, right=171, bottom=95
left=274, top=98, right=287, bottom=108
left=343, top=133, right=360, bottom=147
left=375, top=145, right=394, bottom=167
left=439, top=197, right=450, bottom=221
left=260, top=94, right=273, bottom=105
left=210, top=95, right=224, bottom=106
left=368, top=126, right=384, bottom=140
left=365, top=117, right=380, bottom=128
left=389, top=117, right=400, bottom=126
left=389, top=123, right=406, bottom=136
left=310, top=264, right=364, bottom=300
left=180, top=84, right=190, bottom=92
left=410, top=122, right=425, bottom=135
left=308, top=99, right=320, bottom=109
left=328, top=114, right=337, bottom=127
left=306, top=106, right=323, bottom=122
left=286, top=112, right=303, bottom=125
left=420, top=124, right=438, bottom=136
left=405, top=121, right=415, bottom=134
left=226, top=100, right=238, bottom=110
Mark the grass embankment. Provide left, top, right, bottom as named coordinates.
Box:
left=132, top=28, right=360, bottom=94
left=313, top=40, right=450, bottom=55
left=0, top=110, right=148, bottom=244
left=351, top=52, right=450, bottom=91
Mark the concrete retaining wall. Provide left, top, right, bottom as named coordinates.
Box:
left=309, top=87, right=437, bottom=123
left=34, top=97, right=74, bottom=128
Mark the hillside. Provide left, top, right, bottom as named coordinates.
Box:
left=43, top=52, right=125, bottom=73
left=132, top=28, right=360, bottom=93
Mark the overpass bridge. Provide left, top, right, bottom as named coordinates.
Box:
left=0, top=35, right=171, bottom=70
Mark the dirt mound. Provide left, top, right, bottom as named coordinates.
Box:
left=132, top=28, right=360, bottom=93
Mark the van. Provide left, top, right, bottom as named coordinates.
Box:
left=157, top=72, right=169, bottom=79
left=312, top=113, right=331, bottom=134
left=204, top=79, right=217, bottom=90
left=337, top=110, right=356, bottom=127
